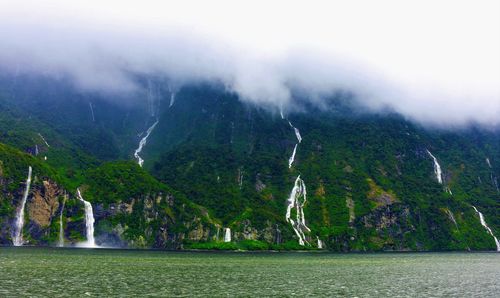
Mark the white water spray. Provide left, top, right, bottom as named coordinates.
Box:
left=426, top=150, right=443, bottom=184
left=76, top=189, right=96, bottom=248
left=486, top=158, right=492, bottom=168
left=12, top=166, right=32, bottom=246
left=472, top=206, right=500, bottom=251
left=134, top=120, right=159, bottom=167
left=224, top=228, right=231, bottom=242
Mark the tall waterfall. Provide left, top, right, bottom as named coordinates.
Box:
left=224, top=228, right=231, bottom=242
left=58, top=195, right=66, bottom=247
left=426, top=150, right=443, bottom=184
left=134, top=120, right=159, bottom=167
left=284, top=119, right=310, bottom=246
left=76, top=189, right=96, bottom=248
left=472, top=206, right=500, bottom=251
left=12, top=166, right=32, bottom=246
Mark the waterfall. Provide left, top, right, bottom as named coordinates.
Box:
left=134, top=120, right=159, bottom=167
left=486, top=158, right=492, bottom=168
left=288, top=121, right=302, bottom=143
left=224, top=228, right=231, bottom=242
left=472, top=206, right=500, bottom=251
left=317, top=237, right=324, bottom=249
left=58, top=195, right=66, bottom=247
left=38, top=133, right=50, bottom=147
left=169, top=92, right=176, bottom=108
left=88, top=102, right=95, bottom=122
left=426, top=150, right=443, bottom=184
left=12, top=166, right=32, bottom=246
left=285, top=176, right=310, bottom=245
left=76, top=189, right=96, bottom=248
left=288, top=144, right=298, bottom=168
left=284, top=119, right=310, bottom=245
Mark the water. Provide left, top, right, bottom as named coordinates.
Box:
left=58, top=195, right=66, bottom=247
left=285, top=176, right=310, bottom=246
left=224, top=228, right=231, bottom=242
left=0, top=248, right=499, bottom=297
left=133, top=120, right=159, bottom=167
left=427, top=150, right=443, bottom=184
left=472, top=206, right=500, bottom=251
left=12, top=166, right=32, bottom=246
left=76, top=189, right=96, bottom=248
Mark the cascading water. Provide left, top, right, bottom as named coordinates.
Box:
left=88, top=102, right=95, bottom=122
left=134, top=120, right=159, bottom=167
left=58, top=194, right=66, bottom=247
left=285, top=176, right=310, bottom=245
left=134, top=80, right=161, bottom=167
left=426, top=150, right=443, bottom=184
left=317, top=237, right=324, bottom=249
left=284, top=119, right=310, bottom=246
left=288, top=144, right=298, bottom=168
left=169, top=92, right=176, bottom=108
left=38, top=133, right=50, bottom=147
left=224, top=228, right=231, bottom=242
left=472, top=206, right=500, bottom=251
left=76, top=189, right=96, bottom=248
left=486, top=158, right=492, bottom=168
left=12, top=166, right=32, bottom=246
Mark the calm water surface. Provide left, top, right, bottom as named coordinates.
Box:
left=0, top=247, right=499, bottom=297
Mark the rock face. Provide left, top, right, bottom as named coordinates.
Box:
left=27, top=180, right=60, bottom=227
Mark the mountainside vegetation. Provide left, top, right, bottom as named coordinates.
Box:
left=0, top=75, right=498, bottom=251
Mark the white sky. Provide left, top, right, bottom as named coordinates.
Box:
left=0, top=0, right=499, bottom=126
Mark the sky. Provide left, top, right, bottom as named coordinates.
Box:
left=0, top=0, right=499, bottom=127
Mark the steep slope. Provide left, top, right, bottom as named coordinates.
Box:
left=0, top=75, right=498, bottom=251
left=0, top=142, right=219, bottom=247
left=147, top=84, right=500, bottom=251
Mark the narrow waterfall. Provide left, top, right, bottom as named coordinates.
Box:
left=284, top=119, right=310, bottom=245
left=224, top=228, right=231, bottom=242
left=472, top=206, right=500, bottom=251
left=486, top=158, right=492, bottom=168
left=426, top=150, right=443, bottom=184
left=12, top=166, right=32, bottom=246
left=88, top=102, right=95, bottom=122
left=134, top=120, right=159, bottom=167
left=285, top=176, right=310, bottom=245
left=169, top=92, right=176, bottom=108
left=288, top=144, right=298, bottom=169
left=76, top=189, right=96, bottom=248
left=58, top=195, right=66, bottom=247
left=38, top=133, right=50, bottom=147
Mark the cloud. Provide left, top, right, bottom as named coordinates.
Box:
left=0, top=0, right=499, bottom=127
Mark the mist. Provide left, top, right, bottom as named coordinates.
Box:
left=0, top=0, right=499, bottom=127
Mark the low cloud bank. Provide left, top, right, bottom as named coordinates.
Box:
left=0, top=0, right=499, bottom=127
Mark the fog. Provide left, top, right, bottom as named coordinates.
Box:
left=0, top=0, right=499, bottom=127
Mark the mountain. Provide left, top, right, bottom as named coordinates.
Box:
left=0, top=73, right=499, bottom=251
